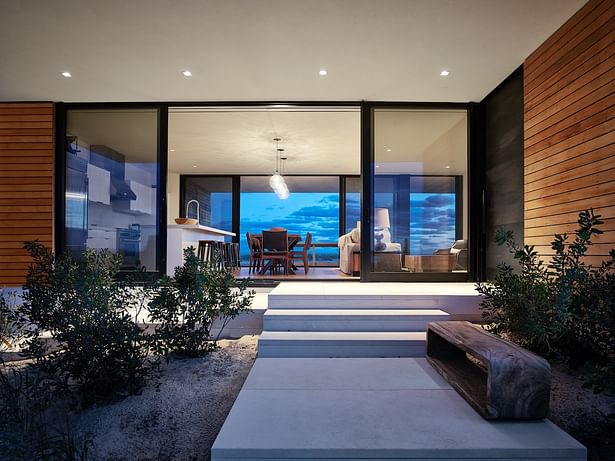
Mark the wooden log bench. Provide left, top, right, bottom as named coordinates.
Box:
left=426, top=321, right=551, bottom=420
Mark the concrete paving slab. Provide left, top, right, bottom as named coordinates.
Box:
left=212, top=358, right=586, bottom=460
left=243, top=358, right=452, bottom=390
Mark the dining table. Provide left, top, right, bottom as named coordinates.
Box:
left=252, top=233, right=302, bottom=274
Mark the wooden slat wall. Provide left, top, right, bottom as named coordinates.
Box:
left=0, top=103, right=54, bottom=286
left=524, top=0, right=615, bottom=267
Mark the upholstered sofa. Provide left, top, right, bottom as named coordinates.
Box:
left=338, top=226, right=401, bottom=275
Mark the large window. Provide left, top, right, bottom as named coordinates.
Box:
left=370, top=108, right=468, bottom=276
left=65, top=109, right=160, bottom=272
left=239, top=176, right=340, bottom=266
left=181, top=176, right=233, bottom=240
left=345, top=176, right=361, bottom=233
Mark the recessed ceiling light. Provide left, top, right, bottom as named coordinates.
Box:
left=386, top=148, right=392, bottom=152
left=192, top=165, right=197, bottom=168
left=61, top=71, right=72, bottom=78
left=445, top=165, right=451, bottom=169
left=440, top=70, right=450, bottom=76
left=182, top=70, right=192, bottom=77
left=319, top=69, right=327, bottom=76
left=375, top=165, right=380, bottom=168
left=169, top=149, right=175, bottom=152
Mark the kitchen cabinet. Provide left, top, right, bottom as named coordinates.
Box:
left=87, top=164, right=110, bottom=205
left=130, top=181, right=155, bottom=215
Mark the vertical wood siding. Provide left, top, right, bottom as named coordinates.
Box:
left=0, top=103, right=54, bottom=286
left=524, top=0, right=615, bottom=266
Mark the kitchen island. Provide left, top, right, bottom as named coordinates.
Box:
left=167, top=224, right=236, bottom=274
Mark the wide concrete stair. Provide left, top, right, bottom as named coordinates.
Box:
left=258, top=284, right=454, bottom=358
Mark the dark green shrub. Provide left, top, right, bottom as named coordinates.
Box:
left=477, top=210, right=615, bottom=390
left=148, top=247, right=253, bottom=358
left=0, top=363, right=92, bottom=461
left=20, top=241, right=155, bottom=403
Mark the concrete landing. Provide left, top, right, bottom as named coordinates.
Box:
left=212, top=358, right=586, bottom=460
left=267, top=282, right=482, bottom=321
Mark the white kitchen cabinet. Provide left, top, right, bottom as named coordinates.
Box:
left=130, top=181, right=156, bottom=215
left=87, top=164, right=110, bottom=205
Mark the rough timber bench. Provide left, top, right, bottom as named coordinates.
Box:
left=426, top=321, right=551, bottom=420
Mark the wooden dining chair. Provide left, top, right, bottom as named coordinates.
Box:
left=261, top=230, right=289, bottom=274
left=246, top=232, right=263, bottom=274
left=290, top=232, right=312, bottom=274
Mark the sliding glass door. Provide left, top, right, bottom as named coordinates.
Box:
left=362, top=106, right=471, bottom=281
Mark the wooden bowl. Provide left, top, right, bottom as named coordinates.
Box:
left=174, top=218, right=198, bottom=225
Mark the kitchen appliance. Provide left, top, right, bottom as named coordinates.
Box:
left=65, top=152, right=89, bottom=259
left=117, top=224, right=141, bottom=269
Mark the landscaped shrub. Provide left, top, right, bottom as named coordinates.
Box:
left=477, top=209, right=615, bottom=391
left=19, top=241, right=156, bottom=403
left=148, top=247, right=253, bottom=358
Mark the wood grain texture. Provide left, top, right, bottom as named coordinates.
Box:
left=426, top=321, right=551, bottom=420
left=524, top=0, right=615, bottom=265
left=0, top=103, right=54, bottom=286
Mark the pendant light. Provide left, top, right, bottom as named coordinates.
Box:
left=269, top=138, right=290, bottom=199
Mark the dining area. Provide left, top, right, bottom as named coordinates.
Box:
left=246, top=228, right=313, bottom=276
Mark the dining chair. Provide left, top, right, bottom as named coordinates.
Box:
left=290, top=232, right=312, bottom=274
left=246, top=232, right=263, bottom=274
left=261, top=230, right=290, bottom=274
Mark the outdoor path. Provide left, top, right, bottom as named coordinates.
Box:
left=212, top=357, right=586, bottom=460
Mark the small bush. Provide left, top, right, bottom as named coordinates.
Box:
left=148, top=247, right=253, bottom=358
left=477, top=209, right=615, bottom=391
left=0, top=363, right=92, bottom=461
left=20, top=241, right=155, bottom=403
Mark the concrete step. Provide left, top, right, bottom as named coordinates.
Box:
left=258, top=331, right=426, bottom=358
left=263, top=308, right=449, bottom=332
left=265, top=282, right=483, bottom=321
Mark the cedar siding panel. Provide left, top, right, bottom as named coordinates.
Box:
left=0, top=103, right=54, bottom=286
left=524, top=0, right=615, bottom=265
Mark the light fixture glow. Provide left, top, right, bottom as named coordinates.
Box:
left=386, top=148, right=392, bottom=152
left=440, top=70, right=450, bottom=76
left=445, top=165, right=451, bottom=169
left=169, top=149, right=175, bottom=152
left=319, top=69, right=327, bottom=76
left=182, top=70, right=192, bottom=77
left=61, top=71, right=72, bottom=78
left=192, top=165, right=197, bottom=168
left=375, top=165, right=380, bottom=168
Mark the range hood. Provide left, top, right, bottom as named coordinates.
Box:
left=90, top=145, right=136, bottom=201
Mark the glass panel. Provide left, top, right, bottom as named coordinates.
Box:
left=240, top=176, right=339, bottom=266
left=66, top=109, right=159, bottom=272
left=372, top=109, right=467, bottom=274
left=182, top=176, right=233, bottom=241
left=345, top=176, right=361, bottom=233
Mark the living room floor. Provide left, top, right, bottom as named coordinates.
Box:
left=237, top=266, right=357, bottom=281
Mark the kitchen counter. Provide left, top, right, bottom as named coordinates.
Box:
left=167, top=224, right=236, bottom=274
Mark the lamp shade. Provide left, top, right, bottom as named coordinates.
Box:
left=374, top=208, right=390, bottom=229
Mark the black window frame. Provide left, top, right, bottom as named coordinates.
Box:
left=54, top=101, right=485, bottom=280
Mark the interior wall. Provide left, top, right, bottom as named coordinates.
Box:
left=523, top=0, right=615, bottom=266
left=0, top=103, right=54, bottom=286
left=482, top=68, right=524, bottom=278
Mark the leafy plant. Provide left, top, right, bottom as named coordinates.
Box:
left=477, top=209, right=615, bottom=391
left=148, top=246, right=253, bottom=358
left=0, top=363, right=92, bottom=461
left=19, top=241, right=156, bottom=403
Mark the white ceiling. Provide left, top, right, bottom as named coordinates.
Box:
left=0, top=0, right=586, bottom=103
left=168, top=108, right=361, bottom=174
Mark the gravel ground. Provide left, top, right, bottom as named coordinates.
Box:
left=76, top=335, right=258, bottom=461
left=549, top=364, right=615, bottom=461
